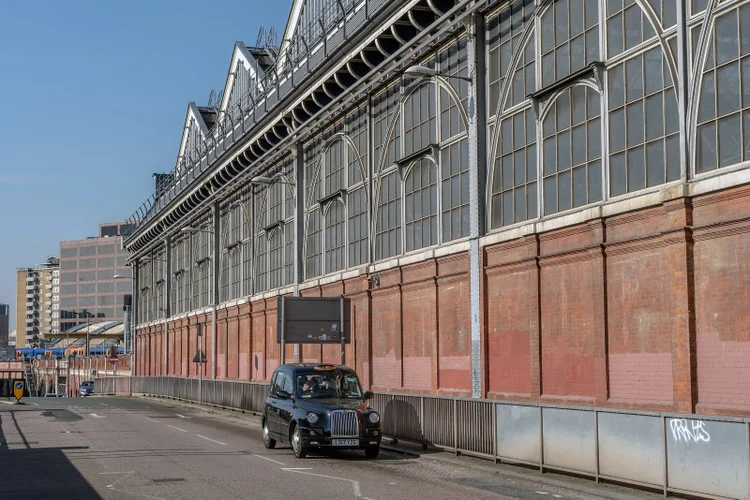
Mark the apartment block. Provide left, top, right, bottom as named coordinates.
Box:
left=0, top=304, right=9, bottom=347
left=15, top=256, right=60, bottom=347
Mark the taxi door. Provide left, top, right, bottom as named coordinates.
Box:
left=276, top=372, right=296, bottom=440
left=266, top=370, right=290, bottom=439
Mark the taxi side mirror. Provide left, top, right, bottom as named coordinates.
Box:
left=363, top=390, right=374, bottom=400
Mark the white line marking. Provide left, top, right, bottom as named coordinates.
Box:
left=31, top=402, right=39, bottom=407
left=175, top=414, right=188, bottom=419
left=166, top=425, right=188, bottom=433
left=280, top=467, right=314, bottom=470
left=144, top=417, right=159, bottom=423
left=536, top=492, right=550, bottom=496
left=89, top=413, right=105, bottom=419
left=283, top=469, right=365, bottom=497
left=196, top=434, right=227, bottom=446
left=552, top=495, right=562, bottom=498
left=251, top=454, right=286, bottom=465
left=99, top=471, right=136, bottom=475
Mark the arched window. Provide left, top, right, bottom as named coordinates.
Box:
left=304, top=105, right=368, bottom=279
left=324, top=200, right=346, bottom=273
left=254, top=157, right=294, bottom=293
left=542, top=85, right=602, bottom=214
left=403, top=83, right=437, bottom=156
left=695, top=3, right=750, bottom=173
left=540, top=0, right=599, bottom=88
left=405, top=158, right=439, bottom=252
left=492, top=108, right=537, bottom=227
left=269, top=229, right=283, bottom=290
left=609, top=47, right=679, bottom=194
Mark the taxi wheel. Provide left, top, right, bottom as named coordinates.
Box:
left=263, top=421, right=276, bottom=449
left=291, top=425, right=307, bottom=458
left=364, top=446, right=379, bottom=459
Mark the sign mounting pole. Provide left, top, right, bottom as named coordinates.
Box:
left=280, top=296, right=286, bottom=365
left=340, top=297, right=345, bottom=366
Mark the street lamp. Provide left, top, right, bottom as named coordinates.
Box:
left=250, top=173, right=300, bottom=364
left=113, top=274, right=134, bottom=374
left=404, top=64, right=472, bottom=82
left=406, top=62, right=481, bottom=398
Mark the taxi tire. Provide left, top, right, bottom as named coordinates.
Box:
left=364, top=446, right=379, bottom=459
left=292, top=425, right=307, bottom=459
left=263, top=421, right=276, bottom=449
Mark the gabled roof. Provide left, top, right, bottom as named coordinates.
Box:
left=218, top=42, right=266, bottom=124
left=278, top=0, right=306, bottom=69
left=175, top=102, right=213, bottom=173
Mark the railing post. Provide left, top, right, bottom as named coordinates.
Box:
left=539, top=406, right=544, bottom=473
left=420, top=396, right=425, bottom=448
left=453, top=398, right=458, bottom=455
left=493, top=403, right=499, bottom=464
left=662, top=415, right=668, bottom=497
left=594, top=410, right=600, bottom=484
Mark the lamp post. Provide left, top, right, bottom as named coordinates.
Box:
left=113, top=273, right=134, bottom=375
left=251, top=174, right=299, bottom=364
left=405, top=59, right=483, bottom=398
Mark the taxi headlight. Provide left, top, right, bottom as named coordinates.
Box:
left=307, top=412, right=319, bottom=424
left=368, top=412, right=380, bottom=424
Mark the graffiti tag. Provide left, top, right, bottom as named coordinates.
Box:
left=670, top=418, right=710, bottom=443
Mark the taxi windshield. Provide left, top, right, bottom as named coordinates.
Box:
left=296, top=371, right=363, bottom=399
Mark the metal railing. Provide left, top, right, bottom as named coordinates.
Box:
left=95, top=376, right=750, bottom=500
left=123, top=0, right=388, bottom=244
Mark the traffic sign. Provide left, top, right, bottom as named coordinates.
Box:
left=193, top=349, right=207, bottom=364
left=13, top=379, right=25, bottom=402
left=108, top=354, right=119, bottom=363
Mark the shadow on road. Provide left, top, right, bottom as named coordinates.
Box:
left=0, top=411, right=100, bottom=500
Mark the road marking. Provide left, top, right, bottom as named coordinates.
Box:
left=552, top=496, right=562, bottom=498
left=280, top=467, right=313, bottom=470
left=536, top=492, right=550, bottom=496
left=175, top=414, right=188, bottom=419
left=283, top=469, right=365, bottom=498
left=251, top=454, right=286, bottom=465
left=166, top=425, right=188, bottom=433
left=99, top=471, right=136, bottom=475
left=196, top=434, right=227, bottom=446
left=144, top=417, right=159, bottom=423
left=31, top=402, right=39, bottom=407
left=89, top=413, right=105, bottom=419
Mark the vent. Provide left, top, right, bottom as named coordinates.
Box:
left=330, top=410, right=359, bottom=437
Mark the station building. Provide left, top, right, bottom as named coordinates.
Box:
left=123, top=0, right=750, bottom=415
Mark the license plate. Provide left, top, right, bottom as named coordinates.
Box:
left=332, top=439, right=359, bottom=446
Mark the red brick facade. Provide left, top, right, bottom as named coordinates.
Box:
left=135, top=185, right=750, bottom=416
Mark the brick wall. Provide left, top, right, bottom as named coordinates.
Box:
left=134, top=184, right=750, bottom=415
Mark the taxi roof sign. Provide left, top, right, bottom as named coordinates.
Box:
left=315, top=364, right=337, bottom=371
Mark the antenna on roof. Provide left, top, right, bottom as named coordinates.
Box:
left=207, top=89, right=223, bottom=109
left=256, top=26, right=280, bottom=63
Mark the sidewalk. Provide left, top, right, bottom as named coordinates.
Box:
left=379, top=440, right=665, bottom=500
left=137, top=394, right=669, bottom=500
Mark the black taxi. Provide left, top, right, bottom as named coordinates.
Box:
left=262, top=363, right=382, bottom=459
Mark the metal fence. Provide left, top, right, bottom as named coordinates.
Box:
left=96, top=376, right=750, bottom=500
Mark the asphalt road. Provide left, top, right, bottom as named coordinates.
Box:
left=0, top=396, right=651, bottom=500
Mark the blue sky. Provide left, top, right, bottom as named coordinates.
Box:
left=0, top=1, right=291, bottom=329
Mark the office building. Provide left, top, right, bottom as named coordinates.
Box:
left=58, top=222, right=132, bottom=331
left=16, top=257, right=60, bottom=347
